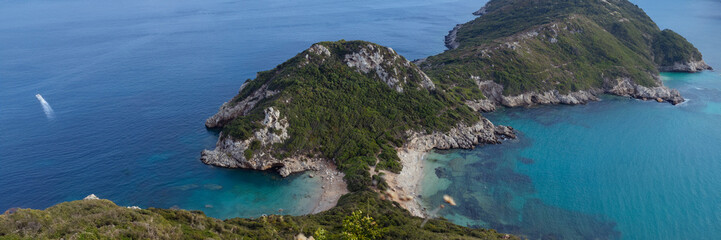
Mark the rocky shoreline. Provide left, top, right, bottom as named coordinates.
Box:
left=444, top=24, right=463, bottom=50
left=462, top=75, right=685, bottom=112
left=201, top=107, right=324, bottom=177
left=437, top=2, right=707, bottom=111
left=658, top=59, right=713, bottom=73
left=380, top=118, right=516, bottom=217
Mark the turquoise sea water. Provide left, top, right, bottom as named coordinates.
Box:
left=421, top=71, right=721, bottom=240
left=419, top=27, right=721, bottom=240
left=1, top=0, right=720, bottom=239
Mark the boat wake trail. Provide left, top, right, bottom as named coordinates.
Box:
left=35, top=94, right=55, bottom=119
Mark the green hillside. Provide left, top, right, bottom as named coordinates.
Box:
left=420, top=0, right=709, bottom=99
left=0, top=192, right=517, bottom=240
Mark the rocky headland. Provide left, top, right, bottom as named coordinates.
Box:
left=429, top=0, right=711, bottom=110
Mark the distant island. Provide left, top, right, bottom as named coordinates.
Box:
left=1, top=0, right=710, bottom=239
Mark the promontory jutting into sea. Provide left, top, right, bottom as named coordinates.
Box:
left=1, top=0, right=719, bottom=239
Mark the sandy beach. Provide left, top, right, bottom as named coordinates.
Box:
left=309, top=161, right=348, bottom=214
left=307, top=149, right=428, bottom=216
left=380, top=147, right=429, bottom=217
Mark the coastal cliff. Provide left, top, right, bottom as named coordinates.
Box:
left=653, top=29, right=713, bottom=73
left=428, top=0, right=711, bottom=109
left=465, top=75, right=683, bottom=111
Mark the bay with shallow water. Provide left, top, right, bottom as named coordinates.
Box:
left=1, top=0, right=720, bottom=239
left=420, top=3, right=721, bottom=238
left=421, top=71, right=721, bottom=240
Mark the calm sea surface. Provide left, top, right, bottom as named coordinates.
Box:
left=1, top=0, right=719, bottom=239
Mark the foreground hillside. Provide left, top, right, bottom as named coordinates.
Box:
left=0, top=192, right=517, bottom=240
left=420, top=0, right=711, bottom=109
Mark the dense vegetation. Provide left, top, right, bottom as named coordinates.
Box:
left=222, top=40, right=480, bottom=191
left=420, top=0, right=706, bottom=96
left=652, top=29, right=704, bottom=67
left=0, top=192, right=518, bottom=240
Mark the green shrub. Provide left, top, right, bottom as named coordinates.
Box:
left=342, top=210, right=384, bottom=240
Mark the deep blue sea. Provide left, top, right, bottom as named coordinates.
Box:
left=0, top=0, right=719, bottom=239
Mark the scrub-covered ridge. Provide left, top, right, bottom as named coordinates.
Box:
left=420, top=0, right=711, bottom=109
left=0, top=193, right=518, bottom=239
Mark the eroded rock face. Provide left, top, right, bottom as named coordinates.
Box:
left=84, top=194, right=99, bottom=200
left=658, top=59, right=713, bottom=73
left=201, top=107, right=322, bottom=177
left=205, top=83, right=278, bottom=128
left=445, top=24, right=463, bottom=50
left=499, top=90, right=601, bottom=107
left=404, top=118, right=515, bottom=152
left=344, top=44, right=435, bottom=92
left=604, top=77, right=684, bottom=105
left=472, top=6, right=487, bottom=16
left=308, top=43, right=331, bottom=57
left=468, top=79, right=601, bottom=109
left=465, top=99, right=497, bottom=112
left=467, top=74, right=685, bottom=111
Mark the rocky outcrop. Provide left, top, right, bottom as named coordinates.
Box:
left=205, top=83, right=278, bottom=128
left=465, top=99, right=497, bottom=112
left=308, top=43, right=331, bottom=57
left=344, top=44, right=435, bottom=92
left=658, top=59, right=713, bottom=73
left=472, top=6, right=487, bottom=16
left=404, top=118, right=515, bottom=151
left=466, top=75, right=685, bottom=111
left=498, top=90, right=601, bottom=107
left=444, top=24, right=463, bottom=50
left=469, top=78, right=601, bottom=109
left=201, top=107, right=322, bottom=177
left=604, top=77, right=684, bottom=105
left=84, top=194, right=99, bottom=200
